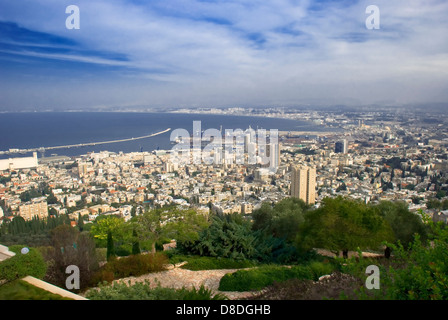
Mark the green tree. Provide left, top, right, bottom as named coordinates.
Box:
left=106, top=231, right=115, bottom=260
left=77, top=213, right=84, bottom=232
left=376, top=220, right=448, bottom=300
left=189, top=213, right=258, bottom=260
left=426, top=198, right=442, bottom=210
left=373, top=200, right=428, bottom=258
left=252, top=197, right=308, bottom=242
left=131, top=229, right=140, bottom=255
left=90, top=216, right=125, bottom=242
left=132, top=208, right=208, bottom=254
left=297, top=196, right=394, bottom=258
left=46, top=193, right=59, bottom=205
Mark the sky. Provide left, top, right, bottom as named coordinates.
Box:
left=0, top=0, right=447, bottom=111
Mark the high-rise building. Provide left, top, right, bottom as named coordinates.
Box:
left=268, top=142, right=280, bottom=171
left=335, top=139, right=347, bottom=154
left=290, top=165, right=316, bottom=205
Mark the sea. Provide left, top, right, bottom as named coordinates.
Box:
left=0, top=112, right=339, bottom=159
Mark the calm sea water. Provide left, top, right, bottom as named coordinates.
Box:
left=0, top=112, right=336, bottom=159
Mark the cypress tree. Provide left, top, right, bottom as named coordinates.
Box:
left=106, top=231, right=115, bottom=261
left=132, top=229, right=140, bottom=255
left=78, top=213, right=84, bottom=232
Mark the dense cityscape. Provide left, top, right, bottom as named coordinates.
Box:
left=1, top=107, right=447, bottom=225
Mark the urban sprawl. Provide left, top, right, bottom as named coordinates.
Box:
left=1, top=107, right=448, bottom=227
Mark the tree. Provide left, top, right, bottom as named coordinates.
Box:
left=106, top=231, right=115, bottom=260
left=297, top=197, right=394, bottom=258
left=46, top=193, right=59, bottom=205
left=132, top=207, right=208, bottom=254
left=378, top=220, right=448, bottom=299
left=426, top=198, right=442, bottom=210
left=43, top=225, right=99, bottom=290
left=187, top=213, right=259, bottom=260
left=373, top=200, right=428, bottom=257
left=77, top=213, right=84, bottom=232
left=90, top=215, right=126, bottom=258
left=90, top=216, right=125, bottom=242
left=131, top=229, right=140, bottom=255
left=252, top=197, right=307, bottom=242
left=8, top=216, right=28, bottom=235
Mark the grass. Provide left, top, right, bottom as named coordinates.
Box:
left=218, top=261, right=338, bottom=292
left=0, top=280, right=73, bottom=300
left=86, top=280, right=227, bottom=300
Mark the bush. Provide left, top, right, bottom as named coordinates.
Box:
left=218, top=265, right=317, bottom=292
left=86, top=280, right=227, bottom=300
left=0, top=245, right=47, bottom=281
left=91, top=253, right=168, bottom=285
left=0, top=279, right=73, bottom=300
left=308, top=261, right=338, bottom=280
left=249, top=272, right=364, bottom=300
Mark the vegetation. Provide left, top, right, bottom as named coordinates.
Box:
left=0, top=245, right=47, bottom=282
left=86, top=280, right=227, bottom=300
left=1, top=196, right=446, bottom=300
left=41, top=225, right=99, bottom=291
left=0, top=279, right=73, bottom=300
left=90, top=253, right=169, bottom=285
left=167, top=253, right=259, bottom=271
left=219, top=261, right=337, bottom=292
left=297, top=196, right=394, bottom=258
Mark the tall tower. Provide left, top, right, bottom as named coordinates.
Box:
left=290, top=165, right=316, bottom=205
left=267, top=142, right=280, bottom=171
left=335, top=139, right=347, bottom=154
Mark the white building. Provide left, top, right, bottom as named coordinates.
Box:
left=0, top=152, right=38, bottom=171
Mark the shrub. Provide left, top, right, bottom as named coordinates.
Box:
left=0, top=245, right=47, bottom=281
left=91, top=253, right=168, bottom=285
left=86, top=280, right=227, bottom=300
left=308, top=261, right=338, bottom=281
left=0, top=279, right=74, bottom=300
left=249, top=272, right=364, bottom=300
left=218, top=265, right=316, bottom=292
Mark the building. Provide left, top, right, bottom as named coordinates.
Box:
left=335, top=139, right=348, bottom=154
left=0, top=152, right=38, bottom=171
left=268, top=142, right=280, bottom=172
left=290, top=165, right=316, bottom=205
left=254, top=168, right=272, bottom=183
left=18, top=198, right=48, bottom=220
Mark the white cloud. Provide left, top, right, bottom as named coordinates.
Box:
left=1, top=0, right=448, bottom=108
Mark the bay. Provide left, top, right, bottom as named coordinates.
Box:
left=0, top=112, right=337, bottom=158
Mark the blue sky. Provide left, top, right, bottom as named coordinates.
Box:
left=0, top=0, right=447, bottom=111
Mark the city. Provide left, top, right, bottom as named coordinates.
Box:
left=2, top=107, right=447, bottom=226
left=1, top=0, right=448, bottom=312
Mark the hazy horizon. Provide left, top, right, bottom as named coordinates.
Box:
left=1, top=0, right=448, bottom=112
